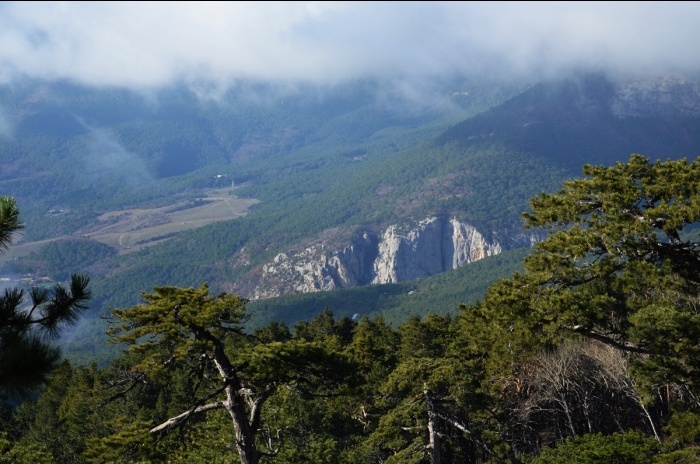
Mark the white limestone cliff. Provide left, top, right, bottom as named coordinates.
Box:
left=250, top=217, right=505, bottom=299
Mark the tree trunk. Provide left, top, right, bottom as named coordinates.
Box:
left=211, top=343, right=261, bottom=464
left=223, top=386, right=260, bottom=464
left=425, top=385, right=441, bottom=464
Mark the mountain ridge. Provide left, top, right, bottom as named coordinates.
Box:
left=3, top=72, right=700, bottom=363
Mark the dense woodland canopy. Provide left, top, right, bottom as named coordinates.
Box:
left=6, top=74, right=700, bottom=369
left=2, top=154, right=700, bottom=463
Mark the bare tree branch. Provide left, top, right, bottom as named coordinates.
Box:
left=151, top=401, right=228, bottom=434
left=100, top=370, right=147, bottom=406
left=569, top=326, right=652, bottom=355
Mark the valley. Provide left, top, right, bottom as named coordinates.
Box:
left=80, top=187, right=259, bottom=253
left=4, top=4, right=700, bottom=462
left=0, top=187, right=259, bottom=262
left=2, top=72, right=700, bottom=364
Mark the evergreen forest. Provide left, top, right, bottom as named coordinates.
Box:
left=3, top=154, right=700, bottom=463
left=4, top=73, right=700, bottom=368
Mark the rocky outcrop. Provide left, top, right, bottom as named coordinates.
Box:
left=611, top=74, right=700, bottom=118
left=250, top=232, right=378, bottom=299
left=371, top=217, right=501, bottom=284
left=250, top=216, right=505, bottom=299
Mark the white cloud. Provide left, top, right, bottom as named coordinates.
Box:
left=0, top=1, right=698, bottom=89
left=0, top=105, right=13, bottom=139
left=80, top=123, right=153, bottom=188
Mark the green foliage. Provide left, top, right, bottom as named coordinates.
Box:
left=0, top=197, right=22, bottom=251
left=28, top=239, right=116, bottom=281
left=109, top=284, right=249, bottom=369
left=83, top=416, right=158, bottom=464
left=527, top=431, right=661, bottom=464
left=107, top=285, right=360, bottom=464
left=0, top=432, right=54, bottom=464
left=663, top=409, right=700, bottom=448
left=245, top=246, right=529, bottom=330
left=473, top=155, right=700, bottom=390
left=0, top=197, right=91, bottom=399
left=361, top=313, right=491, bottom=463
left=441, top=154, right=700, bottom=459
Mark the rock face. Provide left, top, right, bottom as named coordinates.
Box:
left=250, top=216, right=504, bottom=299
left=371, top=217, right=501, bottom=284
left=611, top=74, right=700, bottom=118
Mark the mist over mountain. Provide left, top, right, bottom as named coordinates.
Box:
left=1, top=4, right=700, bottom=363
left=6, top=6, right=700, bottom=462
left=2, top=68, right=700, bottom=363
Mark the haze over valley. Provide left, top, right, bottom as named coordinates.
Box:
left=0, top=3, right=699, bottom=360
left=4, top=4, right=700, bottom=462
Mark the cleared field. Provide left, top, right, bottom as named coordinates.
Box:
left=1, top=188, right=260, bottom=262
left=82, top=188, right=260, bottom=253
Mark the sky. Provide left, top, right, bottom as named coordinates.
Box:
left=0, top=1, right=699, bottom=90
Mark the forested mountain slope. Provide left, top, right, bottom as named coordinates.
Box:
left=2, top=72, right=700, bottom=364
left=6, top=150, right=700, bottom=463
left=229, top=73, right=700, bottom=299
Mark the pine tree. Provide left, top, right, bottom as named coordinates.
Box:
left=108, top=284, right=356, bottom=464
left=517, top=154, right=700, bottom=390
left=0, top=196, right=91, bottom=399
left=461, top=154, right=700, bottom=452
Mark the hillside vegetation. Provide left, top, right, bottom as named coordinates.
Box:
left=3, top=155, right=700, bottom=463
left=2, top=73, right=700, bottom=364
left=245, top=246, right=530, bottom=329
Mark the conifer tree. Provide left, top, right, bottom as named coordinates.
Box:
left=516, top=154, right=700, bottom=389
left=0, top=196, right=91, bottom=399
left=108, top=284, right=356, bottom=464
left=461, top=154, right=700, bottom=452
